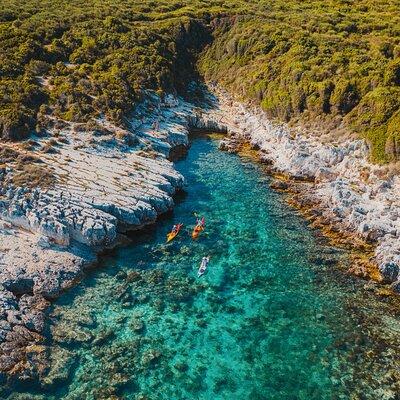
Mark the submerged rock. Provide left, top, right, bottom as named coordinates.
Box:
left=174, top=361, right=189, bottom=372
left=42, top=346, right=76, bottom=387
left=129, top=319, right=145, bottom=333
left=126, top=271, right=142, bottom=283
left=92, top=329, right=115, bottom=346
left=141, top=349, right=161, bottom=367
left=52, top=322, right=94, bottom=344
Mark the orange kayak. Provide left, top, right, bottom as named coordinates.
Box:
left=167, top=223, right=183, bottom=243
left=191, top=225, right=204, bottom=239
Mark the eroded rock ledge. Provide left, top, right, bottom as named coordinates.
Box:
left=0, top=93, right=199, bottom=380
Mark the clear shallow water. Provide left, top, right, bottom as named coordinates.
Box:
left=6, top=135, right=400, bottom=399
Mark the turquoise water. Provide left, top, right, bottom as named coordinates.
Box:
left=6, top=134, right=400, bottom=399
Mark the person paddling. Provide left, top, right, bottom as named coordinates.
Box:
left=198, top=256, right=210, bottom=277
left=166, top=223, right=183, bottom=243
left=192, top=216, right=205, bottom=239
left=196, top=217, right=204, bottom=227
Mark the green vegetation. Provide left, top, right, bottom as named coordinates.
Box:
left=0, top=145, right=55, bottom=187
left=0, top=0, right=220, bottom=140
left=1, top=0, right=400, bottom=162
left=198, top=1, right=400, bottom=163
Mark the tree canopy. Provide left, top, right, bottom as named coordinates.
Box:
left=1, top=0, right=400, bottom=162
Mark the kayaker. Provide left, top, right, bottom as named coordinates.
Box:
left=198, top=256, right=210, bottom=277
left=196, top=217, right=205, bottom=227
left=192, top=216, right=205, bottom=240
left=166, top=223, right=183, bottom=243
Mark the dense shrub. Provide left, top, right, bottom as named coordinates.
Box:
left=1, top=0, right=400, bottom=162
left=0, top=0, right=213, bottom=139
left=198, top=1, right=400, bottom=163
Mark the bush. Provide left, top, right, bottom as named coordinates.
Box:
left=384, top=58, right=400, bottom=86
left=0, top=107, right=34, bottom=140
left=385, top=111, right=400, bottom=161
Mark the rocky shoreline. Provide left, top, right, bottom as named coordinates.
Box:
left=1, top=84, right=399, bottom=383
left=0, top=93, right=205, bottom=381
left=200, top=86, right=400, bottom=293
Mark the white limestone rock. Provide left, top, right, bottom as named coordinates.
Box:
left=201, top=86, right=400, bottom=285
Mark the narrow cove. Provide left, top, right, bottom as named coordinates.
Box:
left=11, top=133, right=400, bottom=400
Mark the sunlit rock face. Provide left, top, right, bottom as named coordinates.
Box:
left=0, top=95, right=190, bottom=249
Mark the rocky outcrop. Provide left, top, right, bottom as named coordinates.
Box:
left=0, top=284, right=49, bottom=380
left=202, top=85, right=400, bottom=292
left=187, top=112, right=228, bottom=133
left=0, top=92, right=198, bottom=380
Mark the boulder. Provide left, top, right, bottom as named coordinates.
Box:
left=21, top=311, right=45, bottom=334
left=42, top=346, right=75, bottom=387
left=6, top=310, right=23, bottom=326
left=379, top=262, right=400, bottom=283
left=391, top=280, right=400, bottom=294
left=0, top=289, right=18, bottom=310
left=315, top=167, right=337, bottom=182
left=2, top=275, right=34, bottom=295
left=0, top=355, right=17, bottom=372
